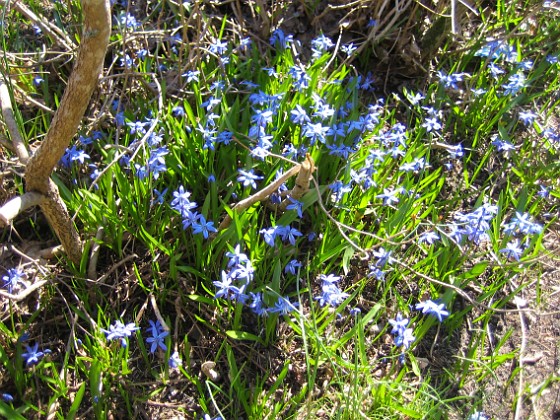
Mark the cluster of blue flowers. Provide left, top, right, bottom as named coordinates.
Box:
left=260, top=224, right=303, bottom=247
left=212, top=244, right=299, bottom=317
left=170, top=185, right=217, bottom=239
left=100, top=320, right=139, bottom=348
left=388, top=299, right=450, bottom=362
left=449, top=203, right=498, bottom=246
left=314, top=274, right=349, bottom=308
left=101, top=319, right=182, bottom=368
left=499, top=212, right=543, bottom=261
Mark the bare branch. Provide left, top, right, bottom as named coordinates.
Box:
left=25, top=0, right=112, bottom=194
left=217, top=161, right=303, bottom=231
left=21, top=0, right=111, bottom=263
left=0, top=80, right=29, bottom=164
left=0, top=192, right=44, bottom=226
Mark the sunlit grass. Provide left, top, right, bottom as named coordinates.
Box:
left=0, top=0, right=559, bottom=418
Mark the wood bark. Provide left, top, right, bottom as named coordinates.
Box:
left=23, top=0, right=111, bottom=263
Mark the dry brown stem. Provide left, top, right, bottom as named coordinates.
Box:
left=217, top=154, right=315, bottom=231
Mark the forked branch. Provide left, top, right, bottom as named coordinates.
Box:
left=0, top=0, right=111, bottom=264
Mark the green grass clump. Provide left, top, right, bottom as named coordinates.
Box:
left=1, top=0, right=559, bottom=418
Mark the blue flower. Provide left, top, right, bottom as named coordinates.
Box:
left=213, top=271, right=236, bottom=299
left=488, top=62, right=505, bottom=78
left=171, top=186, right=198, bottom=216
left=229, top=264, right=254, bottom=284
left=118, top=12, right=139, bottom=28
left=328, top=180, right=353, bottom=202
left=422, top=116, right=442, bottom=132
left=436, top=70, right=467, bottom=89
left=315, top=282, right=349, bottom=307
left=286, top=198, right=303, bottom=218
left=502, top=73, right=526, bottom=95
left=168, top=351, right=182, bottom=369
left=394, top=328, right=415, bottom=349
left=311, top=34, right=334, bottom=58
left=418, top=231, right=440, bottom=245
left=388, top=313, right=409, bottom=336
left=237, top=169, right=263, bottom=189
left=499, top=240, right=524, bottom=261
left=503, top=212, right=543, bottom=236
left=377, top=188, right=400, bottom=206
left=101, top=320, right=139, bottom=347
left=546, top=54, right=558, bottom=64
left=192, top=215, right=217, bottom=239
left=518, top=110, right=537, bottom=126
left=2, top=268, right=25, bottom=294
left=126, top=120, right=150, bottom=136
left=277, top=225, right=302, bottom=245
left=152, top=188, right=168, bottom=205
left=268, top=296, right=298, bottom=315
left=319, top=274, right=341, bottom=284
left=269, top=29, right=293, bottom=49
left=248, top=292, right=268, bottom=316
left=182, top=70, right=200, bottom=83
left=467, top=411, right=489, bottom=420
left=172, top=106, right=185, bottom=117
left=340, top=43, right=357, bottom=56
left=147, top=147, right=168, bottom=179
left=372, top=247, right=393, bottom=268
left=452, top=203, right=498, bottom=245
left=260, top=227, right=278, bottom=247
left=538, top=185, right=550, bottom=199
left=349, top=307, right=361, bottom=316
left=288, top=65, right=310, bottom=91
left=60, top=146, right=90, bottom=167
left=145, top=320, right=169, bottom=353
left=303, top=122, right=330, bottom=145
left=209, top=39, right=228, bottom=56
left=290, top=104, right=310, bottom=125
left=1, top=393, right=14, bottom=403
left=120, top=54, right=133, bottom=68
left=226, top=245, right=250, bottom=268
left=137, top=49, right=148, bottom=60
left=415, top=299, right=450, bottom=322
left=21, top=343, right=51, bottom=366
left=284, top=259, right=302, bottom=275
left=327, top=143, right=352, bottom=159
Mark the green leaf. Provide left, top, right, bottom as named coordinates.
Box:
left=0, top=402, right=26, bottom=420
left=226, top=330, right=264, bottom=343
left=409, top=353, right=421, bottom=377
left=66, top=382, right=86, bottom=420
left=464, top=261, right=489, bottom=279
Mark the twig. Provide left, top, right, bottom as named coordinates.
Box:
left=513, top=283, right=528, bottom=420
left=0, top=279, right=49, bottom=301
left=95, top=253, right=138, bottom=284
left=150, top=294, right=170, bottom=332
left=217, top=157, right=307, bottom=231
left=87, top=225, right=104, bottom=280
left=0, top=80, right=29, bottom=163
left=13, top=0, right=76, bottom=52
left=277, top=153, right=315, bottom=212
left=0, top=192, right=44, bottom=226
